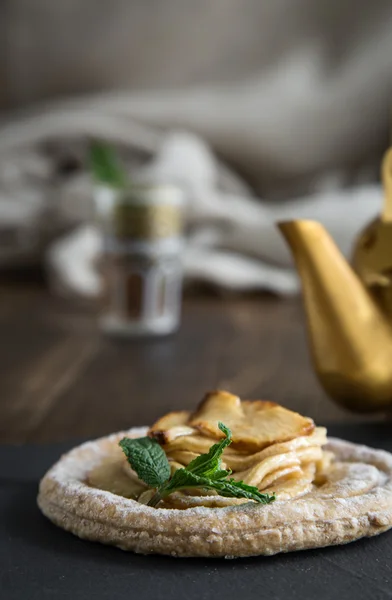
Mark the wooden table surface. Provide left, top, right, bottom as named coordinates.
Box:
left=0, top=284, right=384, bottom=444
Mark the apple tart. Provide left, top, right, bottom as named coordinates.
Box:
left=38, top=391, right=392, bottom=557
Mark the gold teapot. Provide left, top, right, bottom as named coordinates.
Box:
left=279, top=149, right=392, bottom=412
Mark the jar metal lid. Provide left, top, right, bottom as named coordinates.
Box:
left=95, top=185, right=184, bottom=241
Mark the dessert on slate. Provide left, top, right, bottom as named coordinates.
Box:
left=38, top=391, right=392, bottom=557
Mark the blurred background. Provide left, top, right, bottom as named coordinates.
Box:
left=1, top=0, right=392, bottom=443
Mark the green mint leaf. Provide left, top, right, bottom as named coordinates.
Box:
left=89, top=141, right=128, bottom=188
left=185, top=421, right=233, bottom=478
left=209, top=469, right=231, bottom=480
left=161, top=468, right=201, bottom=493
left=162, top=468, right=230, bottom=494
left=212, top=478, right=276, bottom=504
left=119, top=436, right=170, bottom=488
left=218, top=422, right=232, bottom=438
left=159, top=469, right=275, bottom=505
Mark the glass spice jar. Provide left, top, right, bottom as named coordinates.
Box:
left=94, top=184, right=184, bottom=337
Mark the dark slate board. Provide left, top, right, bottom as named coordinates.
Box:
left=1, top=424, right=392, bottom=600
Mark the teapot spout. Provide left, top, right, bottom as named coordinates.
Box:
left=279, top=220, right=392, bottom=411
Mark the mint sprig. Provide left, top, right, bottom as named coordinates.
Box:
left=89, top=141, right=128, bottom=188
left=119, top=422, right=276, bottom=508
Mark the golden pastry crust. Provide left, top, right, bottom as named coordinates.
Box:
left=37, top=427, right=392, bottom=558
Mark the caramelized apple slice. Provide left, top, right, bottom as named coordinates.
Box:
left=231, top=451, right=301, bottom=487
left=163, top=433, right=241, bottom=456
left=149, top=410, right=194, bottom=444
left=257, top=465, right=302, bottom=490
left=189, top=390, right=314, bottom=451
left=263, top=463, right=316, bottom=499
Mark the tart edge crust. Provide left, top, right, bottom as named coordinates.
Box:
left=37, top=427, right=392, bottom=558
